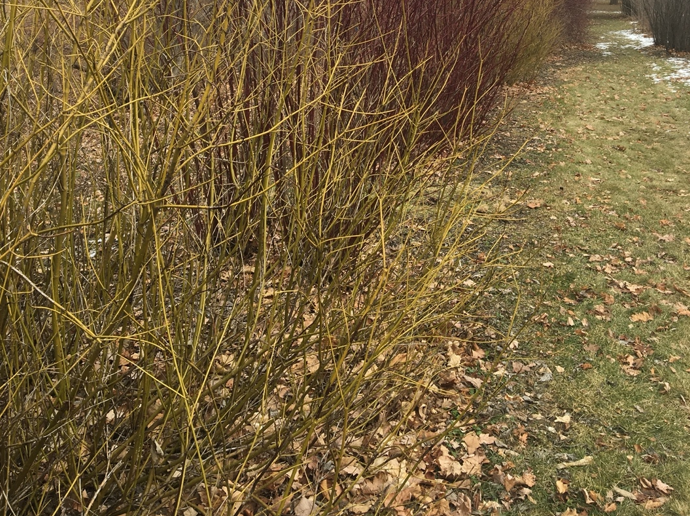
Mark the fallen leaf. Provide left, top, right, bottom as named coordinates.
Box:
left=555, top=413, right=572, bottom=425
left=621, top=364, right=641, bottom=376
left=583, top=489, right=599, bottom=504
left=543, top=262, right=555, bottom=268
left=294, top=497, right=315, bottom=516
left=350, top=503, right=373, bottom=514
left=619, top=281, right=645, bottom=295
left=604, top=502, right=617, bottom=512
left=513, top=361, right=530, bottom=374
left=479, top=433, right=496, bottom=446
left=435, top=446, right=463, bottom=479
left=653, top=479, right=673, bottom=494
left=526, top=200, right=543, bottom=209
left=612, top=486, right=636, bottom=500
left=674, top=303, right=690, bottom=317
left=462, top=375, right=483, bottom=389
left=427, top=499, right=452, bottom=516
left=557, top=456, right=593, bottom=469
left=561, top=510, right=578, bottom=516
left=556, top=479, right=569, bottom=494
left=461, top=453, right=485, bottom=476
left=518, top=470, right=537, bottom=487
left=655, top=233, right=675, bottom=242
left=642, top=498, right=668, bottom=509
left=630, top=312, right=653, bottom=323
left=463, top=433, right=481, bottom=454
left=341, top=456, right=363, bottom=476
left=454, top=492, right=472, bottom=516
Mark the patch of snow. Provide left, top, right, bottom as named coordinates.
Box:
left=648, top=57, right=690, bottom=87
left=596, top=28, right=690, bottom=89
left=612, top=30, right=655, bottom=49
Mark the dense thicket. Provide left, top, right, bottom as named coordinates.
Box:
left=643, top=0, right=690, bottom=51
left=1, top=1, right=563, bottom=514
left=558, top=0, right=595, bottom=43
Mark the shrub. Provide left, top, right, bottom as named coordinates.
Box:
left=0, top=0, right=533, bottom=514
left=557, top=0, right=594, bottom=44
left=504, top=0, right=562, bottom=83
left=642, top=0, right=690, bottom=51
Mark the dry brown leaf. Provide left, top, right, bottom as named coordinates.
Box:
left=557, top=456, right=593, bottom=469
left=526, top=200, right=543, bottom=209
left=555, top=414, right=572, bottom=425
left=653, top=479, right=673, bottom=494
left=501, top=474, right=517, bottom=492
left=435, top=446, right=463, bottom=479
left=604, top=502, right=617, bottom=512
left=630, top=312, right=653, bottom=322
left=674, top=303, right=690, bottom=317
left=621, top=365, right=641, bottom=376
left=582, top=489, right=596, bottom=504
left=561, top=510, right=578, bottom=516
left=655, top=233, right=675, bottom=242
left=517, top=470, right=537, bottom=487
left=427, top=499, right=452, bottom=516
left=294, top=497, right=315, bottom=516
left=461, top=453, right=485, bottom=476
left=454, top=492, right=472, bottom=516
left=361, top=473, right=388, bottom=495
left=462, top=375, right=483, bottom=389
left=350, top=503, right=373, bottom=514
left=556, top=479, right=569, bottom=494
left=447, top=344, right=464, bottom=368
left=642, top=497, right=668, bottom=509
left=479, top=433, right=496, bottom=446
left=612, top=486, right=636, bottom=500
left=619, top=281, right=645, bottom=295
left=341, top=456, right=363, bottom=476
left=463, top=433, right=481, bottom=454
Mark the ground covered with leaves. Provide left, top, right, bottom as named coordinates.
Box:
left=452, top=8, right=690, bottom=516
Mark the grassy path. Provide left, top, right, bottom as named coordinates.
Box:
left=482, top=8, right=690, bottom=516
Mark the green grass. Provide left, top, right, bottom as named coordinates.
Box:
left=482, top=6, right=690, bottom=516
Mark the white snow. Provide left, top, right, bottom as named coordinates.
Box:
left=595, top=27, right=690, bottom=88
left=611, top=30, right=655, bottom=49
left=648, top=57, right=690, bottom=87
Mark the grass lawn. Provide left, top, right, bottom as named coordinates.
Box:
left=473, top=5, right=690, bottom=515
